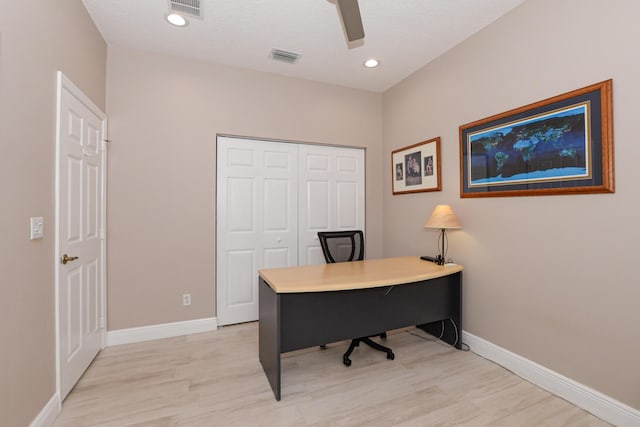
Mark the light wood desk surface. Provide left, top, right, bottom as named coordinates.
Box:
left=259, top=256, right=463, bottom=293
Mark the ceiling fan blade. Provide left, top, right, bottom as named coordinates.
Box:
left=337, top=0, right=365, bottom=42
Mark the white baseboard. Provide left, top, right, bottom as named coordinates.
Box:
left=107, top=317, right=218, bottom=346
left=30, top=393, right=60, bottom=427
left=462, top=331, right=640, bottom=427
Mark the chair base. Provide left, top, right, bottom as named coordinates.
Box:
left=343, top=333, right=394, bottom=367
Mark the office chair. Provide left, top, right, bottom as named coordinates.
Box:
left=317, top=230, right=395, bottom=367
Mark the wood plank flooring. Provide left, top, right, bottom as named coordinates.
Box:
left=54, top=323, right=610, bottom=426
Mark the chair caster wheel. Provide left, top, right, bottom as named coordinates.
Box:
left=320, top=345, right=327, bottom=350
left=343, top=357, right=352, bottom=367
left=387, top=352, right=395, bottom=360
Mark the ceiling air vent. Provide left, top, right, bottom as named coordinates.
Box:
left=271, top=49, right=301, bottom=64
left=169, top=0, right=202, bottom=18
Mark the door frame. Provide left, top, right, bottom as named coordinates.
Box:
left=54, top=71, right=108, bottom=402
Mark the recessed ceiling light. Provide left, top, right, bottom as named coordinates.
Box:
left=166, top=13, right=188, bottom=27
left=363, top=59, right=380, bottom=68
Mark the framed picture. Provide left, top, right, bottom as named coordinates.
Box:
left=459, top=80, right=614, bottom=198
left=392, top=137, right=441, bottom=195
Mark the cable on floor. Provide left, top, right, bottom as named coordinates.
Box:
left=408, top=318, right=470, bottom=351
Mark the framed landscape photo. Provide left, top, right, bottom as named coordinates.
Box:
left=459, top=80, right=614, bottom=198
left=392, top=137, right=441, bottom=195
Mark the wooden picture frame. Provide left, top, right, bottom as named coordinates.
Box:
left=459, top=80, right=614, bottom=198
left=392, top=137, right=442, bottom=195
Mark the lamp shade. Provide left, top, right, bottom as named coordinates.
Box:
left=424, top=205, right=462, bottom=230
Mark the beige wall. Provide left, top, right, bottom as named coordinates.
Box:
left=0, top=0, right=106, bottom=425
left=105, top=46, right=383, bottom=330
left=4, top=0, right=638, bottom=422
left=383, top=0, right=639, bottom=410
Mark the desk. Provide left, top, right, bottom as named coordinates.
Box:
left=258, top=256, right=463, bottom=401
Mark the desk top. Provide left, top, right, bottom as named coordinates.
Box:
left=259, top=256, right=463, bottom=293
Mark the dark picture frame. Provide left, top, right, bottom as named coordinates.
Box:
left=459, top=80, right=614, bottom=198
left=392, top=137, right=442, bottom=195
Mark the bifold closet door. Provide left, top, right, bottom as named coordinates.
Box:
left=298, top=145, right=366, bottom=266
left=216, top=137, right=298, bottom=326
left=217, top=137, right=365, bottom=325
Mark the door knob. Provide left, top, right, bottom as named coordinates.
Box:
left=276, top=237, right=282, bottom=243
left=61, top=254, right=79, bottom=265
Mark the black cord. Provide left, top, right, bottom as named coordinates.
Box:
left=408, top=318, right=469, bottom=352
left=448, top=318, right=469, bottom=351
left=408, top=330, right=456, bottom=350
left=450, top=317, right=459, bottom=347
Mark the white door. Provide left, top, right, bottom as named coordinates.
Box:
left=56, top=72, right=106, bottom=400
left=216, top=137, right=298, bottom=326
left=298, top=145, right=365, bottom=265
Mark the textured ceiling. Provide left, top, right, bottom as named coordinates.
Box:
left=83, top=0, right=527, bottom=92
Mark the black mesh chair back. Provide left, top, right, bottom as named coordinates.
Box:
left=317, top=230, right=364, bottom=264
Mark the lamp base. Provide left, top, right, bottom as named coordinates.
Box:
left=420, top=255, right=444, bottom=265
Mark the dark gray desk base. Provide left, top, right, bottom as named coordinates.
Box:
left=258, top=272, right=462, bottom=401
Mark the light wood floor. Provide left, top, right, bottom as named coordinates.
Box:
left=54, top=323, right=610, bottom=426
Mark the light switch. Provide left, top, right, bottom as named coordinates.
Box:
left=30, top=217, right=44, bottom=240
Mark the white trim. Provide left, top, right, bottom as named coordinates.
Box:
left=100, top=117, right=108, bottom=349
left=29, top=394, right=60, bottom=427
left=58, top=72, right=106, bottom=121
left=54, top=70, right=63, bottom=414
left=107, top=317, right=218, bottom=346
left=462, top=331, right=640, bottom=427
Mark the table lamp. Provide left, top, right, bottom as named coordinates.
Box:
left=421, top=204, right=462, bottom=265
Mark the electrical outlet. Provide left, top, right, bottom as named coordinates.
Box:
left=182, top=293, right=191, bottom=306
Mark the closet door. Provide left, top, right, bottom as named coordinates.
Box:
left=216, top=137, right=298, bottom=325
left=298, top=145, right=366, bottom=266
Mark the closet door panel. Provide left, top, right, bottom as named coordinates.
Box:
left=217, top=137, right=298, bottom=325
left=298, top=145, right=365, bottom=266
left=306, top=181, right=330, bottom=230
left=336, top=181, right=358, bottom=228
